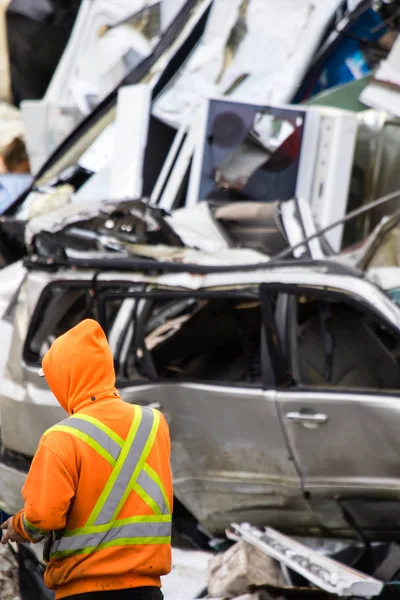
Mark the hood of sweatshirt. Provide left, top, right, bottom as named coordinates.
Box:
left=42, top=319, right=118, bottom=414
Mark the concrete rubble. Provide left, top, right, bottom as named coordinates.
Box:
left=207, top=540, right=286, bottom=598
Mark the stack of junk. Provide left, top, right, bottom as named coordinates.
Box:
left=1, top=1, right=400, bottom=600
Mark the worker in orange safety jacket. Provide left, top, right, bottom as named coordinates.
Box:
left=1, top=319, right=173, bottom=600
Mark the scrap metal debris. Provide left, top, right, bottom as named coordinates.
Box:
left=4, top=1, right=400, bottom=599
left=227, top=524, right=384, bottom=597
left=206, top=524, right=399, bottom=599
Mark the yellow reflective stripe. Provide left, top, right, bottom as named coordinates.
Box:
left=44, top=426, right=116, bottom=468
left=112, top=410, right=160, bottom=521
left=132, top=481, right=162, bottom=516
left=45, top=407, right=170, bottom=560
left=51, top=520, right=171, bottom=555
left=52, top=536, right=171, bottom=559
left=23, top=515, right=48, bottom=536
left=44, top=424, right=58, bottom=436
left=22, top=515, right=47, bottom=541
left=86, top=406, right=142, bottom=526
left=63, top=514, right=172, bottom=537
left=71, top=414, right=124, bottom=448
left=143, top=463, right=171, bottom=514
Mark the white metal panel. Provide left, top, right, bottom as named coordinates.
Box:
left=158, top=117, right=200, bottom=210
left=297, top=197, right=325, bottom=260
left=78, top=123, right=115, bottom=174
left=309, top=108, right=358, bottom=252
left=166, top=202, right=231, bottom=252
left=110, top=84, right=152, bottom=200
left=20, top=101, right=50, bottom=175
left=152, top=0, right=345, bottom=129
left=281, top=200, right=308, bottom=258
left=22, top=0, right=157, bottom=172
left=21, top=101, right=78, bottom=175
left=295, top=107, right=321, bottom=210
left=281, top=198, right=325, bottom=260
left=46, top=0, right=156, bottom=108
left=160, top=0, right=187, bottom=31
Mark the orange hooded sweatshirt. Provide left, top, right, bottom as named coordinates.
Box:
left=13, top=319, right=173, bottom=599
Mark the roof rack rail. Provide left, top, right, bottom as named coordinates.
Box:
left=23, top=254, right=362, bottom=277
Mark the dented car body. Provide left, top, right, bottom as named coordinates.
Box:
left=3, top=0, right=400, bottom=550
left=3, top=215, right=400, bottom=541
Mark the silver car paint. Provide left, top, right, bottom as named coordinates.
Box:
left=122, top=383, right=314, bottom=534
left=2, top=263, right=400, bottom=534
left=278, top=389, right=400, bottom=533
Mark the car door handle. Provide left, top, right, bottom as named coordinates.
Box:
left=286, top=412, right=328, bottom=425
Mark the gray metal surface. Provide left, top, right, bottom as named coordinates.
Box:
left=277, top=389, right=400, bottom=533
left=123, top=383, right=312, bottom=534
left=2, top=264, right=400, bottom=535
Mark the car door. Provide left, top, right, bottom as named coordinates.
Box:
left=275, top=288, right=400, bottom=538
left=101, top=287, right=308, bottom=537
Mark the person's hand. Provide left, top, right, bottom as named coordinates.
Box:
left=1, top=517, right=26, bottom=544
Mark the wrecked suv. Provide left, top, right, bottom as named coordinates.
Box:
left=2, top=244, right=400, bottom=543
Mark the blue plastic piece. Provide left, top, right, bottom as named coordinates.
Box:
left=310, top=9, right=386, bottom=97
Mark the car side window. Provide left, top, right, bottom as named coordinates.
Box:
left=104, top=293, right=266, bottom=387
left=290, top=295, right=400, bottom=391
left=25, top=286, right=270, bottom=388
left=24, top=284, right=97, bottom=366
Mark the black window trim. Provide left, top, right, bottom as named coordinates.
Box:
left=23, top=279, right=135, bottom=366
left=24, top=280, right=281, bottom=391
left=24, top=278, right=400, bottom=394
left=98, top=287, right=272, bottom=389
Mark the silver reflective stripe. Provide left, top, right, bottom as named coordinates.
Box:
left=51, top=521, right=171, bottom=554
left=60, top=417, right=122, bottom=462
left=22, top=514, right=46, bottom=542
left=49, top=406, right=170, bottom=558
left=137, top=470, right=169, bottom=515
left=94, top=408, right=155, bottom=525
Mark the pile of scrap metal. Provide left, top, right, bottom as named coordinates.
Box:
left=2, top=194, right=400, bottom=546
left=5, top=2, right=400, bottom=597
left=206, top=523, right=400, bottom=600
left=2, top=1, right=400, bottom=262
